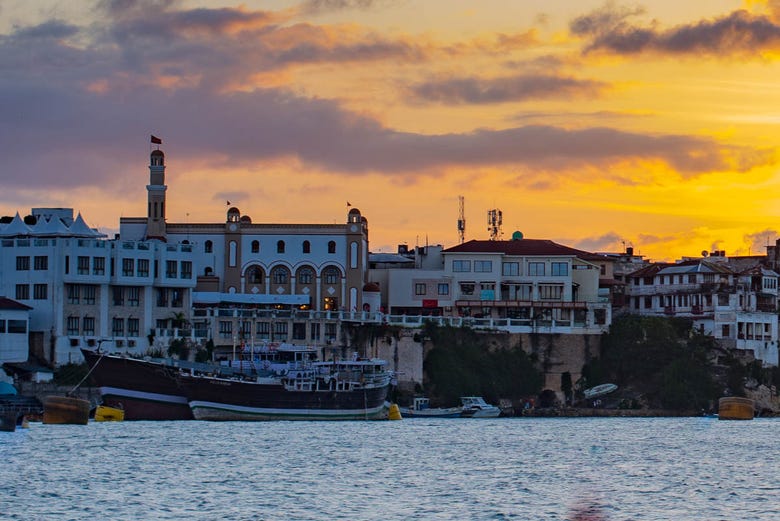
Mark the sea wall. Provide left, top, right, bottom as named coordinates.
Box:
left=362, top=328, right=602, bottom=395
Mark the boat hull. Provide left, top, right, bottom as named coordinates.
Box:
left=82, top=349, right=193, bottom=421
left=43, top=396, right=90, bottom=425
left=183, top=376, right=391, bottom=421
left=718, top=397, right=755, bottom=420
left=398, top=407, right=462, bottom=418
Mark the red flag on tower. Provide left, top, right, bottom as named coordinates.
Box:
left=150, top=135, right=162, bottom=144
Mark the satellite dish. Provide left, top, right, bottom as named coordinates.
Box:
left=512, top=231, right=524, bottom=240
left=702, top=250, right=708, bottom=257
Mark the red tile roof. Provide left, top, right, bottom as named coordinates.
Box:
left=0, top=297, right=32, bottom=311
left=442, top=239, right=607, bottom=261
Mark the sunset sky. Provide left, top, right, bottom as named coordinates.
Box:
left=3, top=0, right=780, bottom=261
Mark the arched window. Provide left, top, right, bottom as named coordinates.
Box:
left=204, top=267, right=213, bottom=276
left=324, top=267, right=340, bottom=284
left=248, top=267, right=263, bottom=284
left=277, top=240, right=285, bottom=254
left=328, top=241, right=336, bottom=254
left=204, top=240, right=213, bottom=253
left=302, top=240, right=311, bottom=254
left=251, top=240, right=259, bottom=253
left=272, top=267, right=288, bottom=284
left=298, top=267, right=314, bottom=285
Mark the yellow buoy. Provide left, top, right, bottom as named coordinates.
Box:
left=94, top=404, right=125, bottom=422
left=388, top=403, right=403, bottom=420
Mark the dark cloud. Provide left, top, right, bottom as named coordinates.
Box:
left=301, top=0, right=400, bottom=14
left=572, top=232, right=623, bottom=252
left=571, top=4, right=780, bottom=56
left=0, top=2, right=774, bottom=198
left=408, top=73, right=607, bottom=104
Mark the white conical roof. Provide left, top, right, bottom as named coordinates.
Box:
left=69, top=213, right=106, bottom=238
left=37, top=215, right=71, bottom=237
left=0, top=213, right=32, bottom=237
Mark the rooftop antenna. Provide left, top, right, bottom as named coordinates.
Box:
left=457, top=195, right=466, bottom=244
left=487, top=208, right=503, bottom=241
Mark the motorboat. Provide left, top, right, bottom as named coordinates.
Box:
left=459, top=396, right=501, bottom=418
left=583, top=383, right=618, bottom=400
left=398, top=397, right=462, bottom=418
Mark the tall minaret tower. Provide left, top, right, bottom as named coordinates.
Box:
left=146, top=148, right=167, bottom=240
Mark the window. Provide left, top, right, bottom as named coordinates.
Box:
left=438, top=283, right=449, bottom=295
left=204, top=240, right=213, bottom=253
left=277, top=240, right=285, bottom=254
left=83, top=317, right=95, bottom=335
left=302, top=241, right=311, bottom=254
left=538, top=285, right=563, bottom=300
left=16, top=256, right=30, bottom=271
left=274, top=322, right=288, bottom=338
left=293, top=322, right=306, bottom=340
left=67, top=317, right=80, bottom=335
left=171, top=289, right=183, bottom=307
left=528, top=262, right=545, bottom=276
left=270, top=267, right=288, bottom=285
left=551, top=262, right=568, bottom=276
left=248, top=267, right=263, bottom=284
left=165, top=260, right=177, bottom=278
left=453, top=260, right=471, bottom=272
left=7, top=320, right=26, bottom=334
left=127, top=318, right=140, bottom=336
left=127, top=286, right=140, bottom=306
left=15, top=284, right=29, bottom=300
left=136, top=259, right=149, bottom=277
left=474, top=260, right=492, bottom=273
left=112, top=318, right=124, bottom=336
left=157, top=288, right=168, bottom=307
left=460, top=283, right=475, bottom=296
left=33, top=284, right=47, bottom=300
left=298, top=268, right=314, bottom=285
left=93, top=257, right=105, bottom=275
left=251, top=240, right=259, bottom=253
left=324, top=267, right=340, bottom=284
left=324, top=297, right=338, bottom=310
left=502, top=262, right=519, bottom=276
left=219, top=321, right=232, bottom=339
left=328, top=241, right=336, bottom=254
left=67, top=285, right=80, bottom=304
left=181, top=261, right=192, bottom=279
left=122, top=258, right=134, bottom=276
left=77, top=256, right=90, bottom=275
left=112, top=287, right=124, bottom=306
left=0, top=320, right=4, bottom=333
left=415, top=283, right=427, bottom=295
left=34, top=256, right=48, bottom=270
left=256, top=321, right=270, bottom=336
left=82, top=285, right=95, bottom=305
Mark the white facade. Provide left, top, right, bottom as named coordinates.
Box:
left=0, top=297, right=31, bottom=365
left=626, top=260, right=779, bottom=365
left=0, top=210, right=196, bottom=365
left=370, top=239, right=611, bottom=334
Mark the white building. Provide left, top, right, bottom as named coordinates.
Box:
left=0, top=296, right=31, bottom=365
left=625, top=257, right=779, bottom=365
left=370, top=236, right=611, bottom=334
left=0, top=209, right=195, bottom=365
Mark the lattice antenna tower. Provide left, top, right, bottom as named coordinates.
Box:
left=487, top=208, right=503, bottom=241
left=457, top=195, right=466, bottom=244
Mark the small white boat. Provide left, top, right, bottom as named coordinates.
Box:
left=583, top=383, right=618, bottom=400
left=399, top=397, right=462, bottom=418
left=459, top=396, right=501, bottom=418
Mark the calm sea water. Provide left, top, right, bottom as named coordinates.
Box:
left=2, top=417, right=779, bottom=520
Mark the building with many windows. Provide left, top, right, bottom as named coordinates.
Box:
left=118, top=148, right=371, bottom=355
left=0, top=209, right=195, bottom=364
left=370, top=235, right=612, bottom=334
left=625, top=255, right=779, bottom=365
